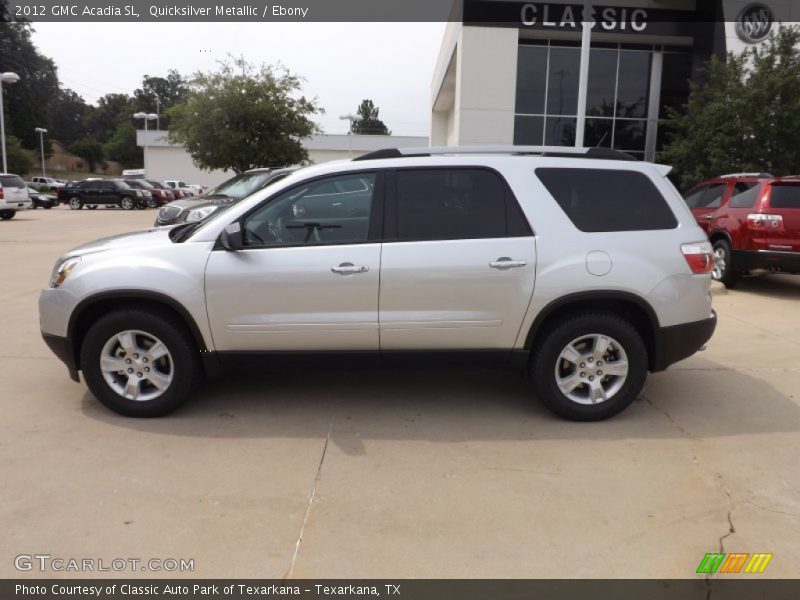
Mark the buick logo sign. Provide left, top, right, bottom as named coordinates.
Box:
left=735, top=3, right=774, bottom=43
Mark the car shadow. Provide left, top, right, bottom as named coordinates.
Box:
left=82, top=356, right=800, bottom=448
left=733, top=273, right=800, bottom=299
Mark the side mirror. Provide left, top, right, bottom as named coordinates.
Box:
left=220, top=221, right=244, bottom=251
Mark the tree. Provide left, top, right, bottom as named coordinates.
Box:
left=4, top=134, right=34, bottom=175
left=51, top=88, right=89, bottom=147
left=84, top=93, right=136, bottom=143
left=70, top=137, right=105, bottom=172
left=0, top=8, right=59, bottom=149
left=351, top=99, right=390, bottom=135
left=103, top=122, right=142, bottom=168
left=133, top=70, right=188, bottom=129
left=167, top=57, right=323, bottom=173
left=661, top=26, right=800, bottom=189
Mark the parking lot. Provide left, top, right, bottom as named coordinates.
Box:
left=1, top=206, right=799, bottom=579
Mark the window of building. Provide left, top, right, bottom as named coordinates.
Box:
left=536, top=168, right=678, bottom=232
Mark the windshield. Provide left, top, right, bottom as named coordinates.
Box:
left=214, top=171, right=276, bottom=198
left=0, top=175, right=25, bottom=188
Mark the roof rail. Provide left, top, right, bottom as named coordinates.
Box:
left=352, top=145, right=638, bottom=162
left=719, top=172, right=773, bottom=178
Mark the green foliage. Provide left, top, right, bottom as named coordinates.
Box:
left=4, top=135, right=34, bottom=175
left=84, top=93, right=136, bottom=143
left=661, top=26, right=800, bottom=189
left=133, top=70, right=189, bottom=129
left=0, top=17, right=58, bottom=149
left=51, top=88, right=89, bottom=147
left=351, top=99, right=390, bottom=135
left=103, top=122, right=142, bottom=168
left=167, top=57, right=322, bottom=173
left=70, top=137, right=105, bottom=172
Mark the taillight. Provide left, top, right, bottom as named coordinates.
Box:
left=681, top=242, right=714, bottom=274
left=0, top=188, right=4, bottom=200
left=747, top=213, right=783, bottom=230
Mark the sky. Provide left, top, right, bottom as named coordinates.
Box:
left=30, top=22, right=447, bottom=137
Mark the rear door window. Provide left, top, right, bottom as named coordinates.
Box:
left=536, top=168, right=678, bottom=232
left=729, top=182, right=761, bottom=209
left=683, top=183, right=726, bottom=209
left=390, top=168, right=531, bottom=241
left=769, top=184, right=800, bottom=209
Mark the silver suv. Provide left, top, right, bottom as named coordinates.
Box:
left=39, top=146, right=717, bottom=421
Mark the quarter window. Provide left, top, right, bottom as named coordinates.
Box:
left=242, top=173, right=376, bottom=248
left=536, top=168, right=678, bottom=232
left=394, top=169, right=529, bottom=241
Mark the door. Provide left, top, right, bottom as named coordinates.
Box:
left=682, top=182, right=727, bottom=234
left=379, top=168, right=536, bottom=350
left=204, top=171, right=384, bottom=352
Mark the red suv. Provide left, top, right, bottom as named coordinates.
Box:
left=682, top=173, right=800, bottom=287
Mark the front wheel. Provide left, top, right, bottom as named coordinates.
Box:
left=712, top=239, right=740, bottom=288
left=80, top=309, right=202, bottom=417
left=120, top=197, right=135, bottom=210
left=0, top=210, right=15, bottom=220
left=531, top=313, right=648, bottom=421
left=69, top=197, right=83, bottom=210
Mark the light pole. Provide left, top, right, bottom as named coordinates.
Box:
left=34, top=127, right=47, bottom=177
left=153, top=95, right=160, bottom=130
left=0, top=72, right=21, bottom=173
left=133, top=112, right=158, bottom=132
left=339, top=114, right=357, bottom=155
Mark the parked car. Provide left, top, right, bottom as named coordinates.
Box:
left=185, top=184, right=206, bottom=196
left=39, top=146, right=716, bottom=420
left=155, top=168, right=296, bottom=226
left=31, top=176, right=61, bottom=192
left=682, top=172, right=800, bottom=287
left=27, top=186, right=57, bottom=209
left=163, top=180, right=197, bottom=196
left=0, top=173, right=32, bottom=219
left=119, top=179, right=164, bottom=208
left=146, top=180, right=178, bottom=201
left=57, top=179, right=146, bottom=210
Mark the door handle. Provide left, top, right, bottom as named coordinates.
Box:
left=331, top=262, right=369, bottom=274
left=489, top=258, right=527, bottom=270
left=704, top=214, right=714, bottom=220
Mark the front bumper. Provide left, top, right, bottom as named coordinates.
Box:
left=733, top=249, right=800, bottom=274
left=42, top=332, right=79, bottom=382
left=652, top=311, right=717, bottom=372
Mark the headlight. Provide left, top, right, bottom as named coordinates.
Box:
left=186, top=205, right=219, bottom=222
left=135, top=190, right=143, bottom=197
left=50, top=257, right=81, bottom=288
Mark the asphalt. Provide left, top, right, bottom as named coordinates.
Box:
left=1, top=206, right=798, bottom=578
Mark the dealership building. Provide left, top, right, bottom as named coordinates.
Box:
left=431, top=0, right=796, bottom=161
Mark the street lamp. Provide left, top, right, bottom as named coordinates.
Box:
left=34, top=127, right=48, bottom=177
left=133, top=112, right=158, bottom=132
left=153, top=95, right=160, bottom=131
left=339, top=114, right=357, bottom=155
left=0, top=72, right=21, bottom=174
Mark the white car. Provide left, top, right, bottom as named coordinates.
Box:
left=31, top=176, right=62, bottom=191
left=163, top=180, right=199, bottom=196
left=40, top=146, right=716, bottom=420
left=0, top=174, right=32, bottom=219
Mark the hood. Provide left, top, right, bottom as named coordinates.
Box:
left=63, top=227, right=174, bottom=259
left=165, top=196, right=237, bottom=211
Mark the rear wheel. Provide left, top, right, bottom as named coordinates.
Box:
left=80, top=309, right=201, bottom=417
left=0, top=210, right=15, bottom=220
left=120, top=197, right=135, bottom=210
left=712, top=239, right=739, bottom=288
left=146, top=197, right=158, bottom=209
left=69, top=197, right=83, bottom=210
left=531, top=313, right=647, bottom=421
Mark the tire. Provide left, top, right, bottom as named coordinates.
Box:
left=44, top=204, right=52, bottom=210
left=120, top=197, right=135, bottom=210
left=146, top=197, right=158, bottom=209
left=531, top=312, right=648, bottom=421
left=80, top=309, right=202, bottom=417
left=69, top=197, right=83, bottom=210
left=0, top=210, right=15, bottom=220
left=711, top=239, right=739, bottom=288
left=87, top=205, right=97, bottom=210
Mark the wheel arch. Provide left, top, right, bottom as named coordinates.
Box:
left=68, top=291, right=210, bottom=371
left=708, top=229, right=732, bottom=245
left=523, top=291, right=660, bottom=371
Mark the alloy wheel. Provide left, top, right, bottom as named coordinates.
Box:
left=554, top=333, right=629, bottom=405
left=100, top=330, right=174, bottom=401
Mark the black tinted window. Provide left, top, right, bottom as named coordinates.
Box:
left=730, top=183, right=761, bottom=209
left=769, top=184, right=800, bottom=209
left=536, top=168, right=678, bottom=232
left=0, top=175, right=25, bottom=188
left=395, top=169, right=519, bottom=241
